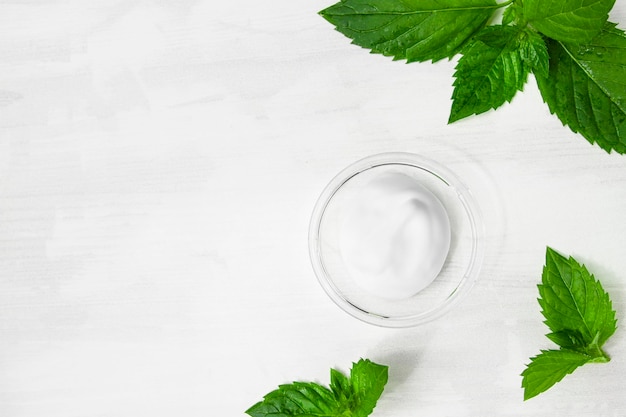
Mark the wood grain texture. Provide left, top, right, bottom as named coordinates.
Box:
left=1, top=1, right=626, bottom=416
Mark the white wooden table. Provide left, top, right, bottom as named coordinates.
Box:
left=1, top=1, right=626, bottom=416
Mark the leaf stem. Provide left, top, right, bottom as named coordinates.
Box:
left=586, top=332, right=611, bottom=362
left=588, top=348, right=611, bottom=363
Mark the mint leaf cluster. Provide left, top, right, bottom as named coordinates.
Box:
left=246, top=359, right=389, bottom=417
left=320, top=0, right=626, bottom=153
left=521, top=247, right=618, bottom=400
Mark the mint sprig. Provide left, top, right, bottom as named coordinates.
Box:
left=246, top=359, right=389, bottom=417
left=521, top=247, right=618, bottom=400
left=320, top=0, right=626, bottom=153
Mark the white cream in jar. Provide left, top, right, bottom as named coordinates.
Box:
left=339, top=171, right=451, bottom=300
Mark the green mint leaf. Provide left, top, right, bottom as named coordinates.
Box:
left=518, top=29, right=549, bottom=78
left=449, top=25, right=529, bottom=123
left=329, top=368, right=351, bottom=403
left=501, top=1, right=520, bottom=26
left=319, top=0, right=498, bottom=62
left=522, top=247, right=617, bottom=400
left=545, top=329, right=588, bottom=351
left=536, top=23, right=626, bottom=154
left=540, top=247, right=617, bottom=347
left=523, top=0, right=615, bottom=43
left=246, top=359, right=389, bottom=417
left=350, top=359, right=389, bottom=417
left=521, top=349, right=592, bottom=400
left=246, top=382, right=339, bottom=417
